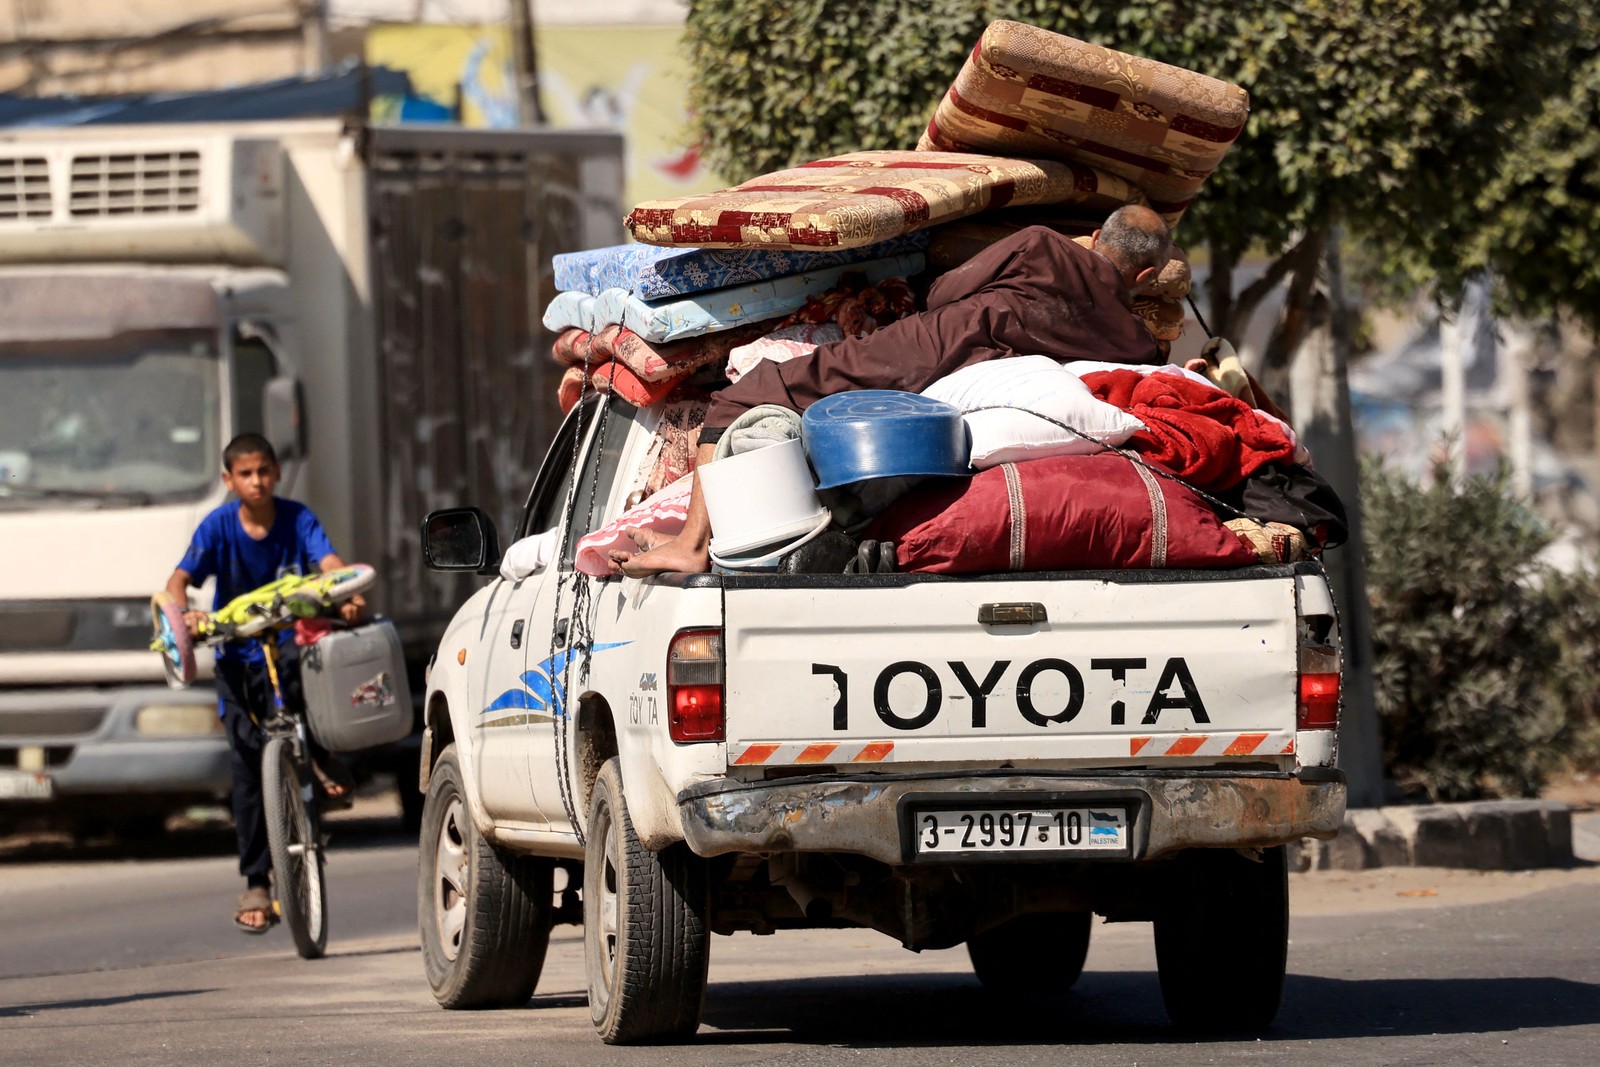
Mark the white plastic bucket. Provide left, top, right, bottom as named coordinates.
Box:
left=700, top=437, right=829, bottom=558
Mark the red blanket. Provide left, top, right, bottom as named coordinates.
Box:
left=1080, top=369, right=1294, bottom=490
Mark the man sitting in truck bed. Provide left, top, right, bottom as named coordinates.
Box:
left=613, top=204, right=1174, bottom=576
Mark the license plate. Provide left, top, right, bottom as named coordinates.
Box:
left=911, top=805, right=1128, bottom=857
left=0, top=769, right=54, bottom=800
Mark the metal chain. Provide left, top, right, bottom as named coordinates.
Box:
left=544, top=349, right=608, bottom=847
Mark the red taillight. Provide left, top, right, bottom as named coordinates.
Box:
left=1298, top=672, right=1340, bottom=729
left=667, top=629, right=723, bottom=743
left=1297, top=637, right=1341, bottom=730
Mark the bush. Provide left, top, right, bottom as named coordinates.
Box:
left=1543, top=566, right=1600, bottom=770
left=1361, top=457, right=1571, bottom=800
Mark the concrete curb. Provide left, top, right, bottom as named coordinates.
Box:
left=1289, top=800, right=1589, bottom=872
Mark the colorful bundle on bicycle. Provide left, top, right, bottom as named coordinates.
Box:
left=544, top=19, right=1345, bottom=575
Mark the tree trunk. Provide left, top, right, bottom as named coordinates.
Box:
left=1257, top=228, right=1330, bottom=402
left=1204, top=240, right=1238, bottom=341
left=1291, top=230, right=1387, bottom=807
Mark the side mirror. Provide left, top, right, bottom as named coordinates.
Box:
left=421, top=507, right=502, bottom=574
left=264, top=377, right=305, bottom=463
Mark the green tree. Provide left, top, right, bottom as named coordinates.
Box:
left=683, top=0, right=1594, bottom=390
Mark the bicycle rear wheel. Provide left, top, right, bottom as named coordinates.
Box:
left=263, top=736, right=328, bottom=959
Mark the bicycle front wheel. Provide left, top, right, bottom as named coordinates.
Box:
left=263, top=737, right=328, bottom=959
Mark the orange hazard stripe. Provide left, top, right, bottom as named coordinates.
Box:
left=1164, top=735, right=1208, bottom=756
left=1130, top=737, right=1152, bottom=756
left=852, top=742, right=894, bottom=763
left=795, top=743, right=839, bottom=764
left=733, top=743, right=781, bottom=766
left=1223, top=732, right=1269, bottom=756
left=1280, top=737, right=1296, bottom=754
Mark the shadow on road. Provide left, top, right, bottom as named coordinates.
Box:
left=698, top=970, right=1600, bottom=1046
left=0, top=988, right=210, bottom=1018
left=0, top=803, right=414, bottom=866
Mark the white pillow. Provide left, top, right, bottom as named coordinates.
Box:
left=922, top=355, right=1145, bottom=469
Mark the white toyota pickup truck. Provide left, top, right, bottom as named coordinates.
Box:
left=414, top=393, right=1347, bottom=1044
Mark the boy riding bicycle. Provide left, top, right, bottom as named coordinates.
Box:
left=165, top=433, right=365, bottom=934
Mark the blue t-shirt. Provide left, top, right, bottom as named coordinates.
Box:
left=178, top=498, right=337, bottom=665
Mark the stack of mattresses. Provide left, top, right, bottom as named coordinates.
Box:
left=916, top=19, right=1250, bottom=228
left=542, top=234, right=934, bottom=497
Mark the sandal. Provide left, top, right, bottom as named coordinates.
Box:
left=234, top=886, right=278, bottom=935
left=313, top=757, right=356, bottom=811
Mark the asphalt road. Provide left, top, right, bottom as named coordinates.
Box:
left=3, top=804, right=1599, bottom=1066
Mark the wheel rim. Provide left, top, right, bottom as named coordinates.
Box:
left=592, top=801, right=622, bottom=1011
left=433, top=795, right=469, bottom=962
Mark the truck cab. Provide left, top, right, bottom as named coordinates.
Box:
left=0, top=120, right=625, bottom=834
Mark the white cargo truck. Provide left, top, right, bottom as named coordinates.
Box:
left=415, top=392, right=1348, bottom=1043
left=0, top=120, right=623, bottom=835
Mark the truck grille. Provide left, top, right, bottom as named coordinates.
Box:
left=0, top=156, right=51, bottom=220
left=0, top=709, right=105, bottom=737
left=69, top=150, right=201, bottom=217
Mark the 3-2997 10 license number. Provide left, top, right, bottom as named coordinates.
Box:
left=913, top=805, right=1127, bottom=856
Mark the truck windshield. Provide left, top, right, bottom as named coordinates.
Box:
left=0, top=331, right=218, bottom=504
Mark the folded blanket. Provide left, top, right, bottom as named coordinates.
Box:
left=726, top=323, right=844, bottom=384
left=574, top=474, right=693, bottom=577
left=1080, top=369, right=1295, bottom=490
left=627, top=398, right=709, bottom=501
left=552, top=233, right=930, bottom=298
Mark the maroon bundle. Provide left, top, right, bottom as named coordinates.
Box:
left=867, top=451, right=1259, bottom=574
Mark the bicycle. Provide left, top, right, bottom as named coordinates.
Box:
left=150, top=564, right=377, bottom=959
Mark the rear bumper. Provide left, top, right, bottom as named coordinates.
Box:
left=677, top=768, right=1347, bottom=865
left=0, top=685, right=231, bottom=806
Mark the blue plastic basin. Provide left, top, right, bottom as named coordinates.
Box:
left=802, top=390, right=970, bottom=490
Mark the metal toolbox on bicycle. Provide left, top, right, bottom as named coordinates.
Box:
left=300, top=619, right=413, bottom=752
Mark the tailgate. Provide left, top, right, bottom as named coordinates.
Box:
left=721, top=572, right=1299, bottom=769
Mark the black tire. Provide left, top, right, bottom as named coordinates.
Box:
left=263, top=737, right=328, bottom=960
left=418, top=745, right=553, bottom=1008
left=967, top=911, right=1093, bottom=994
left=1153, top=845, right=1289, bottom=1031
left=584, top=758, right=710, bottom=1044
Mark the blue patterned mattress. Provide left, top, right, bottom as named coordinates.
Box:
left=543, top=252, right=925, bottom=342
left=551, top=232, right=930, bottom=299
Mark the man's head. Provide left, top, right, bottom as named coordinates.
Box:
left=1092, top=205, right=1173, bottom=294
left=221, top=433, right=280, bottom=508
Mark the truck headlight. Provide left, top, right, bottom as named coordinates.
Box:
left=135, top=704, right=223, bottom=737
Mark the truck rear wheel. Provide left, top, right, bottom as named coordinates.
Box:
left=584, top=758, right=709, bottom=1044
left=967, top=911, right=1092, bottom=994
left=418, top=744, right=553, bottom=1008
left=1153, top=845, right=1288, bottom=1031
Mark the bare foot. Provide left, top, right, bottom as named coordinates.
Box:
left=605, top=527, right=664, bottom=575
left=617, top=533, right=711, bottom=577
